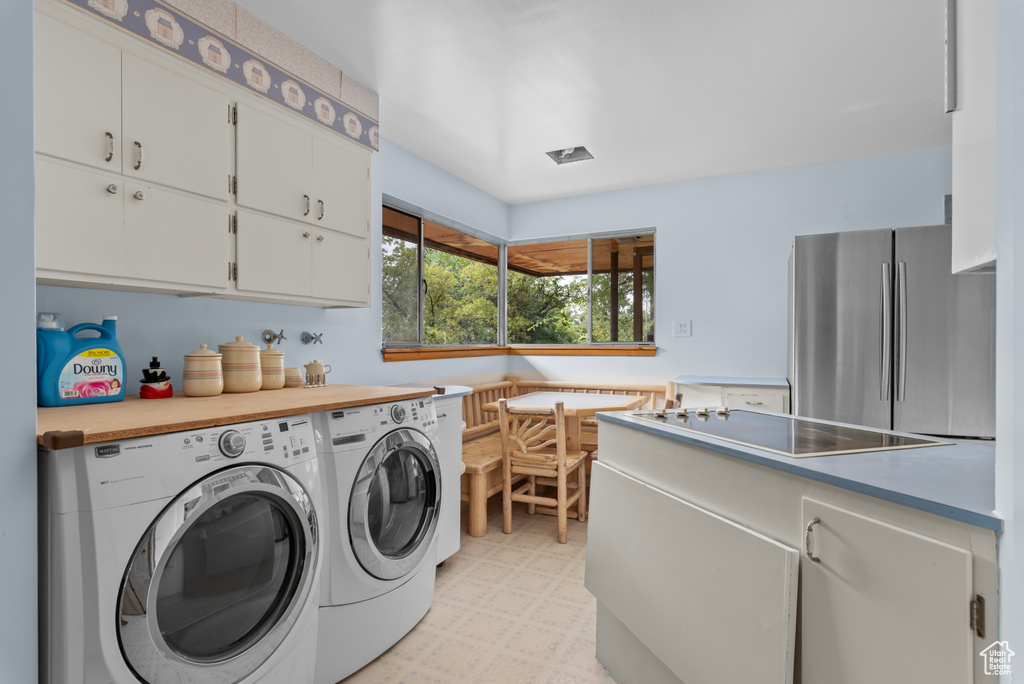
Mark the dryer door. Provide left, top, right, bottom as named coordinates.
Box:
left=350, top=428, right=441, bottom=580
left=118, top=465, right=319, bottom=684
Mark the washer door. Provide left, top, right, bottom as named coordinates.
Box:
left=118, top=465, right=318, bottom=684
left=350, top=428, right=441, bottom=580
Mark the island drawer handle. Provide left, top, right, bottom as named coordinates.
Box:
left=804, top=517, right=821, bottom=563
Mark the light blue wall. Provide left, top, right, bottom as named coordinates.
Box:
left=37, top=136, right=513, bottom=390
left=1, top=1, right=37, bottom=682
left=995, top=0, right=1023, bottom=665
left=507, top=147, right=952, bottom=382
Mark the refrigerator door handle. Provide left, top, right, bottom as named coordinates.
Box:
left=881, top=263, right=892, bottom=401
left=896, top=261, right=908, bottom=401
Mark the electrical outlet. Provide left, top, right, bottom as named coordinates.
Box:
left=673, top=319, right=692, bottom=338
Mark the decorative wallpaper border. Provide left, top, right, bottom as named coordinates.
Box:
left=62, top=0, right=379, bottom=151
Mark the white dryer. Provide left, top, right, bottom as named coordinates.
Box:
left=313, top=398, right=442, bottom=684
left=40, top=415, right=323, bottom=684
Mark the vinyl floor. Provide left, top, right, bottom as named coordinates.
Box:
left=343, top=497, right=616, bottom=683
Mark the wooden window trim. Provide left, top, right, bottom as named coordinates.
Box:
left=381, top=345, right=657, bottom=362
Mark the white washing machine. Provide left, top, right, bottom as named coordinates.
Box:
left=313, top=398, right=442, bottom=684
left=40, top=415, right=323, bottom=684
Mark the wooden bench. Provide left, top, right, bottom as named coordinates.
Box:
left=459, top=375, right=673, bottom=537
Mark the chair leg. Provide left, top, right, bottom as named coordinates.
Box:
left=576, top=463, right=587, bottom=523
left=502, top=462, right=513, bottom=535
left=527, top=475, right=537, bottom=515
left=557, top=467, right=568, bottom=544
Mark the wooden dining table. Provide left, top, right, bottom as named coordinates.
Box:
left=481, top=391, right=646, bottom=453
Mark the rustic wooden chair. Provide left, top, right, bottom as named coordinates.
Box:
left=498, top=398, right=588, bottom=544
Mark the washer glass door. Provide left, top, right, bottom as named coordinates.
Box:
left=350, top=428, right=440, bottom=580
left=119, top=465, right=318, bottom=683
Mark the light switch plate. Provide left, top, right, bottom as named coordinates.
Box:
left=673, top=319, right=692, bottom=337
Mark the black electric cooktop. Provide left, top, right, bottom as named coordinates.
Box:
left=629, top=409, right=951, bottom=458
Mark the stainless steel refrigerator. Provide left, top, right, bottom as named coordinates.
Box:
left=789, top=224, right=995, bottom=438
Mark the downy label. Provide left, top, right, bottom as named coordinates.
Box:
left=58, top=349, right=123, bottom=399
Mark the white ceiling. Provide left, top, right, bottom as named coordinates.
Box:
left=234, top=0, right=951, bottom=205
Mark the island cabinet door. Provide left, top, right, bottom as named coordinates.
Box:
left=585, top=462, right=799, bottom=684
left=800, top=499, right=974, bottom=683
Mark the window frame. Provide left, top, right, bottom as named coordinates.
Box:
left=381, top=196, right=656, bottom=358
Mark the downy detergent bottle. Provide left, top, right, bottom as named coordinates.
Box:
left=37, top=313, right=127, bottom=407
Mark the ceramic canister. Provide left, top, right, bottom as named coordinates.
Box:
left=260, top=343, right=285, bottom=390
left=219, top=336, right=262, bottom=393
left=182, top=344, right=223, bottom=397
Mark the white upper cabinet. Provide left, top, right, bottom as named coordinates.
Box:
left=236, top=102, right=313, bottom=221
left=121, top=54, right=228, bottom=201
left=951, top=0, right=996, bottom=273
left=36, top=13, right=121, bottom=172
left=236, top=100, right=371, bottom=238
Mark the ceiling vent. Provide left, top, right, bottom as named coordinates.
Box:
left=546, top=146, right=594, bottom=165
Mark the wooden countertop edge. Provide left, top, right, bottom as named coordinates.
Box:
left=37, top=385, right=436, bottom=447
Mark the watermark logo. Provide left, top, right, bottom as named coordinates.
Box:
left=980, top=641, right=1015, bottom=676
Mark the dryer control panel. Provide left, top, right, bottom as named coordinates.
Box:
left=319, top=397, right=438, bottom=450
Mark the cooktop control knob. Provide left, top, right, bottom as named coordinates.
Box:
left=218, top=430, right=246, bottom=458
left=390, top=404, right=407, bottom=424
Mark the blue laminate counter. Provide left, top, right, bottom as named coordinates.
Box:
left=598, top=411, right=1000, bottom=532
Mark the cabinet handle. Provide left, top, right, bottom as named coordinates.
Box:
left=133, top=190, right=145, bottom=201
left=438, top=412, right=447, bottom=418
left=745, top=401, right=763, bottom=406
left=106, top=184, right=119, bottom=195
left=316, top=234, right=325, bottom=243
left=303, top=194, right=311, bottom=216
left=133, top=141, right=143, bottom=170
left=804, top=517, right=821, bottom=563
left=104, top=132, right=114, bottom=162
left=318, top=199, right=325, bottom=220
left=302, top=231, right=311, bottom=239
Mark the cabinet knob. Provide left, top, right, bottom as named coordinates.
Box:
left=316, top=234, right=325, bottom=243
left=104, top=132, right=114, bottom=162
left=303, top=194, right=311, bottom=216
left=302, top=231, right=311, bottom=239
left=133, top=190, right=145, bottom=201
left=133, top=141, right=143, bottom=170
left=106, top=184, right=119, bottom=195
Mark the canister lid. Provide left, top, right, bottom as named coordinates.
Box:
left=186, top=343, right=221, bottom=358
left=219, top=336, right=259, bottom=351
left=260, top=342, right=285, bottom=358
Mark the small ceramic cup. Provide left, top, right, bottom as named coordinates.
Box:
left=284, top=367, right=303, bottom=388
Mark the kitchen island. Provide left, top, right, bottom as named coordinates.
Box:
left=585, top=410, right=998, bottom=684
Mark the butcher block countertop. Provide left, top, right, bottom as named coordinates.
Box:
left=37, top=384, right=435, bottom=450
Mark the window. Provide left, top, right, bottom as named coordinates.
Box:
left=382, top=207, right=499, bottom=346
left=382, top=202, right=655, bottom=354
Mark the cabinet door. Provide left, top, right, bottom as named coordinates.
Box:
left=312, top=135, right=370, bottom=238
left=801, top=498, right=974, bottom=683
left=311, top=230, right=369, bottom=303
left=586, top=462, right=799, bottom=684
left=122, top=182, right=228, bottom=291
left=36, top=14, right=121, bottom=171
left=236, top=102, right=312, bottom=222
left=121, top=54, right=228, bottom=200
left=235, top=211, right=311, bottom=297
left=36, top=158, right=123, bottom=277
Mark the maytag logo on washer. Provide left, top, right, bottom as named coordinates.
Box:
left=95, top=445, right=121, bottom=459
